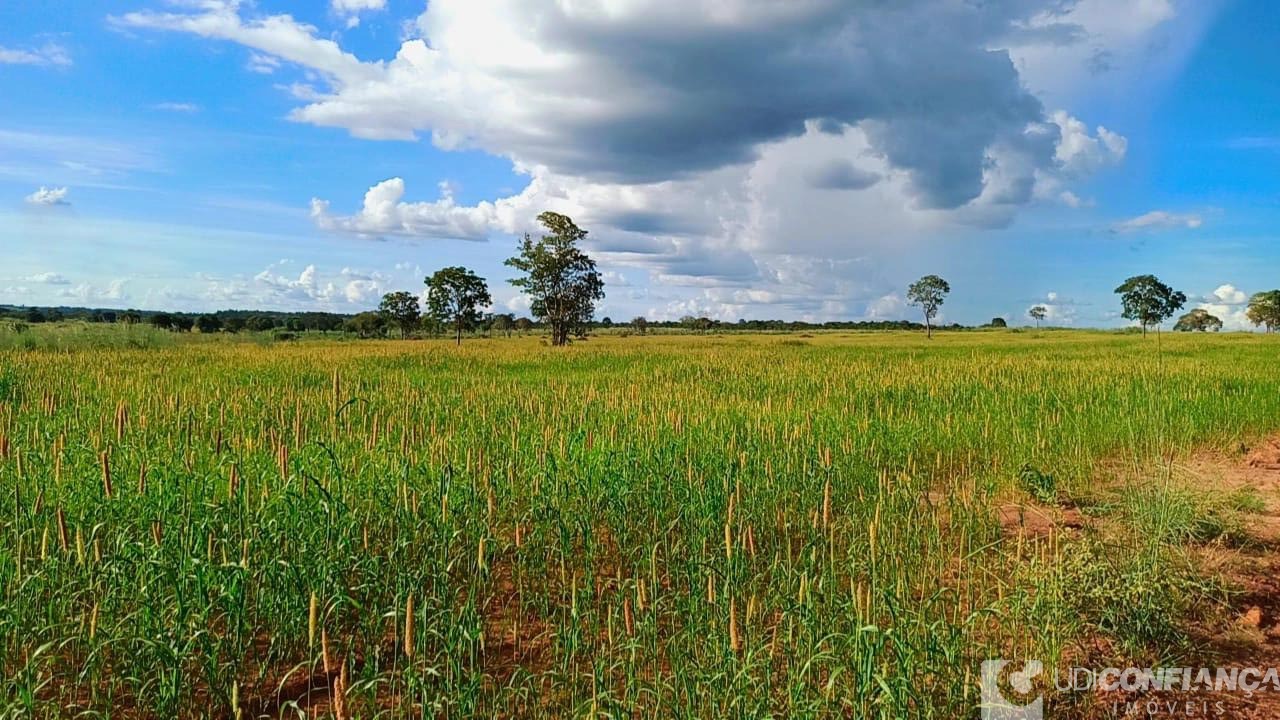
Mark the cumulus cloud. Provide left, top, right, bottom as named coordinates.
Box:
left=25, top=186, right=70, bottom=206
left=804, top=159, right=881, bottom=191
left=112, top=0, right=1188, bottom=321
left=1111, top=210, right=1203, bottom=232
left=1026, top=292, right=1078, bottom=325
left=865, top=293, right=905, bottom=320
left=1051, top=110, right=1127, bottom=176
left=310, top=178, right=519, bottom=240
left=1202, top=283, right=1247, bottom=306
left=0, top=43, right=71, bottom=67
left=203, top=262, right=395, bottom=309
left=1193, top=286, right=1253, bottom=331
left=59, top=279, right=128, bottom=303
left=114, top=0, right=1122, bottom=211
left=24, top=272, right=70, bottom=285
left=331, top=0, right=387, bottom=28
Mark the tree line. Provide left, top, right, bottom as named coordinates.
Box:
left=7, top=212, right=1280, bottom=338
left=902, top=272, right=1280, bottom=336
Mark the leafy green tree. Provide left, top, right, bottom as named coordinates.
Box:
left=515, top=317, right=533, bottom=333
left=906, top=275, right=950, bottom=339
left=171, top=315, right=194, bottom=332
left=379, top=291, right=422, bottom=339
left=347, top=311, right=387, bottom=338
left=1246, top=290, right=1280, bottom=332
left=1029, top=305, right=1047, bottom=328
left=989, top=317, right=1007, bottom=328
left=632, top=316, right=648, bottom=335
left=426, top=266, right=492, bottom=346
left=196, top=315, right=222, bottom=334
left=1173, top=308, right=1223, bottom=332
left=25, top=309, right=47, bottom=324
left=1114, top=275, right=1186, bottom=337
left=223, top=316, right=245, bottom=333
left=491, top=313, right=515, bottom=338
left=149, top=313, right=174, bottom=330
left=505, top=212, right=605, bottom=347
left=245, top=315, right=276, bottom=332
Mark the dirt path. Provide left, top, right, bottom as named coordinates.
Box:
left=1178, top=436, right=1280, bottom=718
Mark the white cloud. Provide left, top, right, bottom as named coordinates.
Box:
left=865, top=293, right=905, bottom=320
left=1112, top=210, right=1203, bottom=233
left=110, top=0, right=1203, bottom=320
left=154, top=102, right=200, bottom=113
left=115, top=0, right=1132, bottom=211
left=25, top=186, right=70, bottom=206
left=0, top=43, right=71, bottom=67
left=1026, top=293, right=1077, bottom=325
left=331, top=0, right=387, bottom=28
left=1206, top=283, right=1247, bottom=306
left=1051, top=110, right=1127, bottom=176
left=1058, top=191, right=1093, bottom=208
left=58, top=279, right=129, bottom=304
left=246, top=52, right=282, bottom=74
left=24, top=272, right=70, bottom=285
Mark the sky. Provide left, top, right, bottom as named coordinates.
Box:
left=1, top=0, right=1277, bottom=328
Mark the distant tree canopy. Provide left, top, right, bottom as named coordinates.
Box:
left=149, top=313, right=173, bottom=330
left=491, top=313, right=515, bottom=338
left=425, top=266, right=492, bottom=345
left=906, top=275, right=950, bottom=339
left=196, top=315, right=222, bottom=334
left=1247, top=290, right=1280, bottom=332
left=506, top=212, right=605, bottom=346
left=988, top=317, right=1007, bottom=328
left=378, top=291, right=421, bottom=339
left=1029, top=305, right=1048, bottom=326
left=1114, top=275, right=1186, bottom=337
left=347, top=311, right=387, bottom=338
left=632, top=316, right=649, bottom=334
left=1173, top=308, right=1223, bottom=332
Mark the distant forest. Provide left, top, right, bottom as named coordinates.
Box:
left=0, top=303, right=981, bottom=335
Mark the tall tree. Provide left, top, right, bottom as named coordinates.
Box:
left=506, top=212, right=605, bottom=346
left=1114, top=275, right=1186, bottom=337
left=426, top=266, right=492, bottom=345
left=1172, top=308, right=1223, bottom=332
left=906, top=275, right=950, bottom=339
left=1246, top=290, right=1280, bottom=332
left=1028, top=305, right=1047, bottom=328
left=379, top=291, right=421, bottom=339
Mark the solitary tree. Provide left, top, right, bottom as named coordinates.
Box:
left=379, top=291, right=421, bottom=339
left=632, top=316, right=649, bottom=335
left=426, top=266, right=492, bottom=346
left=1114, top=275, right=1186, bottom=337
left=989, top=317, right=1008, bottom=328
left=1173, top=308, right=1223, bottom=332
left=1246, top=290, right=1280, bottom=332
left=906, top=275, right=950, bottom=339
left=1029, top=305, right=1047, bottom=328
left=506, top=212, right=605, bottom=346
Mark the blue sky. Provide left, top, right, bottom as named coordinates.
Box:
left=1, top=0, right=1276, bottom=328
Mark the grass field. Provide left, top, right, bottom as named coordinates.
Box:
left=2, top=330, right=1278, bottom=718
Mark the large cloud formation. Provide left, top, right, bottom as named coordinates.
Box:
left=116, top=0, right=1182, bottom=320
